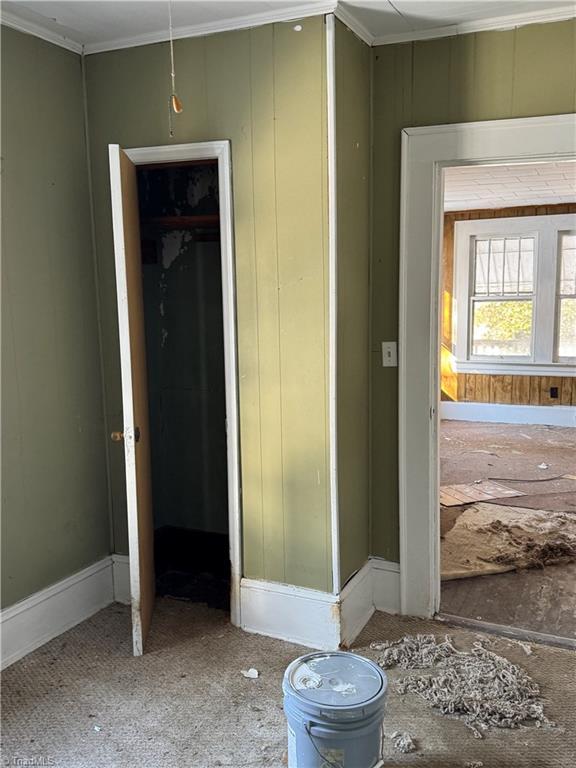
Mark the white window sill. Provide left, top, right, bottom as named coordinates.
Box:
left=453, top=361, right=576, bottom=376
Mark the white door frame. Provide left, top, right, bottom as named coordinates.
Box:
left=113, top=141, right=242, bottom=626
left=398, top=114, right=576, bottom=617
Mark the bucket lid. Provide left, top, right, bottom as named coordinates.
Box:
left=284, top=652, right=385, bottom=708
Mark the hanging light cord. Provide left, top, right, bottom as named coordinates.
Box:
left=167, top=0, right=183, bottom=135
left=168, top=0, right=176, bottom=96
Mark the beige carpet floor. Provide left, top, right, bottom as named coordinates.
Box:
left=2, top=599, right=575, bottom=767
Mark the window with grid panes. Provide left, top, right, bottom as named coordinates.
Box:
left=557, top=232, right=576, bottom=359
left=470, top=236, right=535, bottom=357
left=453, top=214, right=576, bottom=372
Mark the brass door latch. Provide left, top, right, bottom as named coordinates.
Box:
left=111, top=427, right=140, bottom=442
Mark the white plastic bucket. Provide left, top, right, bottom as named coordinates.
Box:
left=282, top=651, right=387, bottom=768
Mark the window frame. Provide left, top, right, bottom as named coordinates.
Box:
left=556, top=229, right=576, bottom=362
left=453, top=213, right=576, bottom=374
left=468, top=231, right=538, bottom=361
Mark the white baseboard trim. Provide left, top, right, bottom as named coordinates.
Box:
left=1, top=554, right=401, bottom=667
left=371, top=557, right=400, bottom=615
left=110, top=557, right=383, bottom=650
left=1, top=558, right=114, bottom=670
left=113, top=556, right=379, bottom=647
left=240, top=578, right=341, bottom=650
left=441, top=401, right=576, bottom=427
left=340, top=560, right=375, bottom=647
left=111, top=554, right=131, bottom=605
left=240, top=557, right=401, bottom=651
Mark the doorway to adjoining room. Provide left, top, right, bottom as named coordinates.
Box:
left=438, top=161, right=576, bottom=642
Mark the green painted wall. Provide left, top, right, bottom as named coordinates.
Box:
left=370, top=19, right=576, bottom=562
left=1, top=27, right=110, bottom=607
left=85, top=17, right=332, bottom=591
left=335, top=21, right=371, bottom=585
left=5, top=14, right=569, bottom=604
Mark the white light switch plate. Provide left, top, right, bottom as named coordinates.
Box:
left=381, top=341, right=397, bottom=367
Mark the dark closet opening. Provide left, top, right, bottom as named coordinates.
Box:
left=137, top=160, right=230, bottom=611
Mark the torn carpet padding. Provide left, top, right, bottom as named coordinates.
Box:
left=371, top=634, right=554, bottom=739
left=441, top=502, right=576, bottom=580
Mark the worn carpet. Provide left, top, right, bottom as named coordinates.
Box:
left=2, top=601, right=575, bottom=767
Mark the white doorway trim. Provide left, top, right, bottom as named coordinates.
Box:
left=118, top=141, right=242, bottom=626
left=325, top=12, right=340, bottom=595
left=398, top=114, right=576, bottom=618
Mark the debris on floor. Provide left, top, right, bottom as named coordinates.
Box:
left=241, top=667, right=259, bottom=679
left=484, top=490, right=576, bottom=513
left=441, top=502, right=576, bottom=580
left=440, top=423, right=576, bottom=515
left=488, top=473, right=573, bottom=484
left=510, top=640, right=533, bottom=656
left=390, top=730, right=417, bottom=753
left=440, top=480, right=524, bottom=507
left=370, top=634, right=554, bottom=739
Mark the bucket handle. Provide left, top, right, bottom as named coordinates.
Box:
left=304, top=722, right=345, bottom=768
left=305, top=721, right=387, bottom=768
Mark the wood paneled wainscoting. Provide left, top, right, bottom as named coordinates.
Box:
left=456, top=374, right=576, bottom=406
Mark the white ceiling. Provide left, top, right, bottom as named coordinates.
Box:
left=1, top=0, right=575, bottom=53
left=340, top=0, right=576, bottom=44
left=444, top=162, right=576, bottom=212
left=0, top=1, right=324, bottom=52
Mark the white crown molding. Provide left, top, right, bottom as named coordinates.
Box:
left=334, top=4, right=374, bottom=46
left=0, top=8, right=84, bottom=54
left=84, top=2, right=337, bottom=55
left=0, top=2, right=336, bottom=55
left=372, top=5, right=576, bottom=46
left=2, top=2, right=574, bottom=54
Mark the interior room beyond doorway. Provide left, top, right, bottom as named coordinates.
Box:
left=440, top=420, right=576, bottom=639
left=439, top=160, right=576, bottom=644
